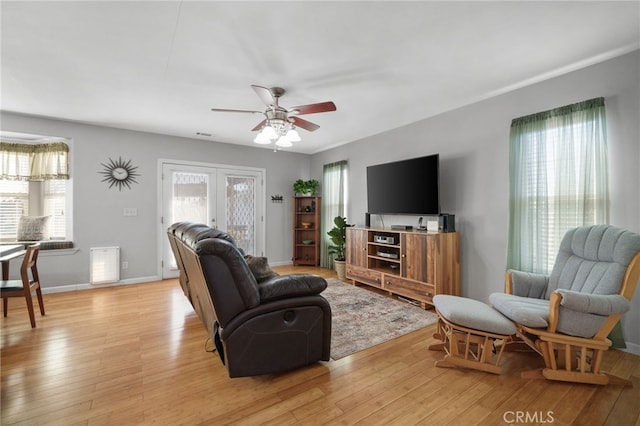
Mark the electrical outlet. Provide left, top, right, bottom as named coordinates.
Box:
left=122, top=261, right=129, bottom=270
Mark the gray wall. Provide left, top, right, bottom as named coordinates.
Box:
left=1, top=113, right=314, bottom=285
left=310, top=51, right=640, bottom=350
left=2, top=51, right=638, bottom=350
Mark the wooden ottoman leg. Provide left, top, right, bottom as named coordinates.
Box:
left=428, top=317, right=448, bottom=352
left=429, top=310, right=513, bottom=375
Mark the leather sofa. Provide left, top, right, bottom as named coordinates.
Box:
left=167, top=222, right=331, bottom=377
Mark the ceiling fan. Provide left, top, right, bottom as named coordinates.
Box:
left=211, top=85, right=336, bottom=147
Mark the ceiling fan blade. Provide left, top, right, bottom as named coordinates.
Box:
left=251, top=119, right=267, bottom=132
left=211, top=108, right=262, bottom=114
left=251, top=85, right=276, bottom=107
left=289, top=101, right=336, bottom=115
left=291, top=116, right=320, bottom=132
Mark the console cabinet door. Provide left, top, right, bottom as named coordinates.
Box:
left=402, top=233, right=429, bottom=283
left=346, top=227, right=367, bottom=268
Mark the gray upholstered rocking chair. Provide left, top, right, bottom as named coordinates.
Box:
left=490, top=225, right=640, bottom=386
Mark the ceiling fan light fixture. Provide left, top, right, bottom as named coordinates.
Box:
left=210, top=84, right=336, bottom=150
left=261, top=125, right=277, bottom=140
left=254, top=131, right=272, bottom=144
left=285, top=128, right=301, bottom=142
left=275, top=136, right=293, bottom=147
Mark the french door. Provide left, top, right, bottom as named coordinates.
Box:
left=160, top=161, right=265, bottom=278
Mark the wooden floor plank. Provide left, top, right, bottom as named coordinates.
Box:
left=604, top=375, right=640, bottom=426
left=572, top=381, right=626, bottom=426
left=2, top=267, right=640, bottom=425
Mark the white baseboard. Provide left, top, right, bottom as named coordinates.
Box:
left=42, top=275, right=161, bottom=294
left=619, top=341, right=640, bottom=356
left=270, top=260, right=294, bottom=267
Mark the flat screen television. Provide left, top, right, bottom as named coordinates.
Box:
left=366, top=154, right=439, bottom=215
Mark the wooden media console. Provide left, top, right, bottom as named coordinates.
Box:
left=345, top=227, right=460, bottom=308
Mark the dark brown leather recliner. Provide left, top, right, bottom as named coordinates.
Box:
left=167, top=222, right=331, bottom=377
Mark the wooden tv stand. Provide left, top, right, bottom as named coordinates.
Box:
left=345, top=227, right=460, bottom=309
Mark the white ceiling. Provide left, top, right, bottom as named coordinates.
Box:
left=2, top=1, right=639, bottom=154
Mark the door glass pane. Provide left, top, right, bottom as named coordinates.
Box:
left=172, top=172, right=208, bottom=224
left=226, top=176, right=255, bottom=254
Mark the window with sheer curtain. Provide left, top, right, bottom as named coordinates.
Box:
left=507, top=97, right=609, bottom=274
left=321, top=160, right=348, bottom=268
left=0, top=141, right=70, bottom=240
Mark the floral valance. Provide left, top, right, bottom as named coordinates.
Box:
left=0, top=141, right=70, bottom=181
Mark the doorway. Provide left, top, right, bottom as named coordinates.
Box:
left=159, top=160, right=265, bottom=278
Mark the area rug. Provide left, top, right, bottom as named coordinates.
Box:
left=321, top=279, right=438, bottom=360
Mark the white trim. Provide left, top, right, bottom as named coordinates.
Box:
left=269, top=260, right=293, bottom=267
left=42, top=275, right=161, bottom=294
left=159, top=158, right=265, bottom=174
left=619, top=342, right=640, bottom=356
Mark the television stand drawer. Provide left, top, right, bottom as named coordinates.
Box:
left=346, top=265, right=382, bottom=288
left=383, top=275, right=434, bottom=304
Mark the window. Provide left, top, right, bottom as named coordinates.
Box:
left=0, top=180, right=28, bottom=240
left=507, top=97, right=609, bottom=274
left=321, top=160, right=348, bottom=268
left=0, top=137, right=70, bottom=241
left=43, top=179, right=67, bottom=239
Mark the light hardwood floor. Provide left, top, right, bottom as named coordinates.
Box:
left=2, top=266, right=639, bottom=425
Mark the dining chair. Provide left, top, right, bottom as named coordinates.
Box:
left=1, top=244, right=45, bottom=328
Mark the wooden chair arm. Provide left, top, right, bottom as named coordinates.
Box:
left=504, top=271, right=513, bottom=295
left=547, top=291, right=561, bottom=333
left=620, top=251, right=640, bottom=301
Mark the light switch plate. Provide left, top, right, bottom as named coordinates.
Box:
left=123, top=207, right=138, bottom=217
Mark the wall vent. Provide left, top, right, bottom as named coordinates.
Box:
left=90, top=247, right=120, bottom=284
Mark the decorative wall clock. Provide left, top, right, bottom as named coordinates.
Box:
left=99, top=157, right=140, bottom=190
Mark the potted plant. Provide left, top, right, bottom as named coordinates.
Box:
left=293, top=179, right=319, bottom=196
left=327, top=215, right=353, bottom=279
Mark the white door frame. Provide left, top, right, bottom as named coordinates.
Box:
left=157, top=158, right=266, bottom=279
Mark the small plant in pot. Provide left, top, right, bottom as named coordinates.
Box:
left=293, top=179, right=319, bottom=196
left=327, top=215, right=353, bottom=279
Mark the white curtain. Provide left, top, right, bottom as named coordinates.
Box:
left=321, top=160, right=348, bottom=268
left=507, top=97, right=609, bottom=274
left=1, top=141, right=69, bottom=181
left=0, top=142, right=31, bottom=180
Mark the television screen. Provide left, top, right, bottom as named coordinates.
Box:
left=366, top=154, right=439, bottom=215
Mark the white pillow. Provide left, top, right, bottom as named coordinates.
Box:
left=17, top=215, right=51, bottom=241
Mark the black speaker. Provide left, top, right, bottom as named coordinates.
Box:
left=438, top=213, right=455, bottom=232
left=365, top=212, right=371, bottom=227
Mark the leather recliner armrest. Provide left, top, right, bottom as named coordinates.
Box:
left=258, top=274, right=327, bottom=303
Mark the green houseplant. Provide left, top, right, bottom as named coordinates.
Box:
left=327, top=216, right=353, bottom=279
left=293, top=179, right=319, bottom=196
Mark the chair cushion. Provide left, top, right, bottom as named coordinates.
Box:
left=489, top=293, right=550, bottom=328
left=0, top=280, right=25, bottom=291
left=490, top=291, right=614, bottom=338
left=555, top=307, right=609, bottom=338
left=433, top=295, right=516, bottom=336
left=547, top=225, right=640, bottom=298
